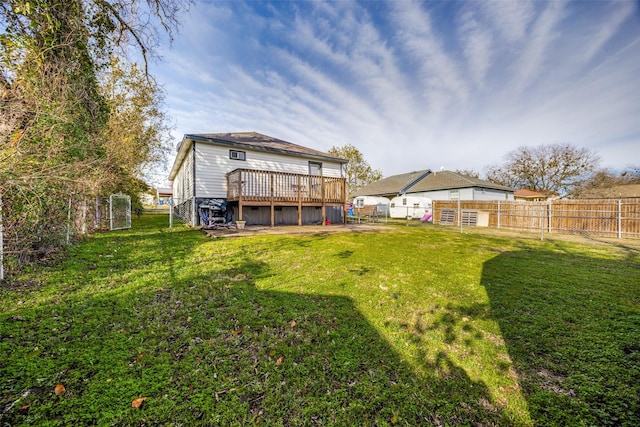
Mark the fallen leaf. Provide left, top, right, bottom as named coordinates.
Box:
left=54, top=384, right=65, bottom=396
left=462, top=317, right=469, bottom=322
left=232, top=328, right=243, bottom=336
left=131, top=397, right=147, bottom=408
left=135, top=353, right=145, bottom=362
left=276, top=356, right=283, bottom=366
left=290, top=320, right=296, bottom=328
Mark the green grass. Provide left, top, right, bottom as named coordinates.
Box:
left=1, top=215, right=639, bottom=426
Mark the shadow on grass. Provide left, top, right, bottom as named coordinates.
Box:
left=481, top=249, right=640, bottom=426
left=1, top=219, right=508, bottom=426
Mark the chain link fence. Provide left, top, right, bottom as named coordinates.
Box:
left=1, top=193, right=131, bottom=280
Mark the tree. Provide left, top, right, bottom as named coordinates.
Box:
left=328, top=144, right=382, bottom=196
left=99, top=56, right=174, bottom=193
left=571, top=166, right=640, bottom=198
left=455, top=169, right=480, bottom=178
left=0, top=0, right=189, bottom=270
left=485, top=143, right=600, bottom=196
left=621, top=166, right=640, bottom=183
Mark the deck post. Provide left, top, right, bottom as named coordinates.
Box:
left=270, top=174, right=275, bottom=227
left=297, top=175, right=302, bottom=226
left=237, top=171, right=243, bottom=221
left=321, top=178, right=326, bottom=225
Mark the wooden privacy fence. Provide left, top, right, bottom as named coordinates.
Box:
left=433, top=198, right=640, bottom=239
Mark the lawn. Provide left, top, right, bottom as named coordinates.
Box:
left=1, top=215, right=639, bottom=426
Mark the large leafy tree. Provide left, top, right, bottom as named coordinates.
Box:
left=328, top=144, right=382, bottom=197
left=99, top=56, right=173, bottom=193
left=0, top=0, right=189, bottom=268
left=485, top=143, right=600, bottom=196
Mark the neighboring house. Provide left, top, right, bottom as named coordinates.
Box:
left=353, top=169, right=514, bottom=201
left=514, top=189, right=548, bottom=201
left=350, top=169, right=432, bottom=199
left=156, top=187, right=173, bottom=206
left=168, top=132, right=348, bottom=226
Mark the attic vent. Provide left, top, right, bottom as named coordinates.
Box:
left=229, top=150, right=246, bottom=161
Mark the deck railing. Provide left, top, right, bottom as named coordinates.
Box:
left=226, top=169, right=346, bottom=205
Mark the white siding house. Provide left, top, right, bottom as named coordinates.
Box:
left=169, top=132, right=348, bottom=226
left=353, top=170, right=514, bottom=201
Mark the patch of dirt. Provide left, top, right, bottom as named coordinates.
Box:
left=202, top=223, right=391, bottom=238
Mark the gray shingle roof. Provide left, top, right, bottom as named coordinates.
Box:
left=352, top=170, right=431, bottom=197
left=187, top=132, right=348, bottom=163
left=409, top=170, right=513, bottom=192
left=353, top=169, right=513, bottom=197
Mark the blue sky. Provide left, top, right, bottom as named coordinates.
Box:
left=153, top=0, right=640, bottom=183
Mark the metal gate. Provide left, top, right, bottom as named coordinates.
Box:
left=110, top=193, right=131, bottom=231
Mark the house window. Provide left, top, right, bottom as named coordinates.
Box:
left=229, top=150, right=246, bottom=161
left=309, top=161, right=322, bottom=176
left=449, top=189, right=459, bottom=200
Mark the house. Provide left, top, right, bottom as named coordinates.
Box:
left=353, top=169, right=514, bottom=201
left=168, top=132, right=348, bottom=226
left=156, top=187, right=173, bottom=206
left=514, top=189, right=548, bottom=201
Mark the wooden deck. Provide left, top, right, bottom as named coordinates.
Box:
left=226, top=169, right=347, bottom=226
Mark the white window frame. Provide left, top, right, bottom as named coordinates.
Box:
left=229, top=150, right=246, bottom=161
left=309, top=161, right=322, bottom=176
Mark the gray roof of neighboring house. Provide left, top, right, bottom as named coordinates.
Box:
left=353, top=169, right=513, bottom=197
left=352, top=169, right=432, bottom=197
left=169, top=132, right=347, bottom=181
left=409, top=170, right=513, bottom=192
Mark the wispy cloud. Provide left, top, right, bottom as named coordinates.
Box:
left=390, top=0, right=470, bottom=122
left=457, top=7, right=494, bottom=88
left=152, top=0, right=640, bottom=183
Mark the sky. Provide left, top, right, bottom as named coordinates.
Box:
left=150, top=0, right=640, bottom=185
